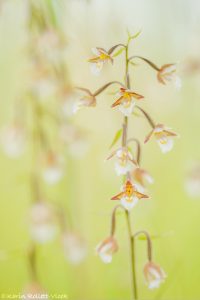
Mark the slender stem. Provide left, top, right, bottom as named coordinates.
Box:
left=94, top=81, right=125, bottom=97
left=123, top=40, right=138, bottom=300
left=110, top=205, right=124, bottom=236
left=108, top=43, right=126, bottom=55
left=126, top=211, right=138, bottom=300
left=76, top=87, right=93, bottom=96
left=128, top=56, right=160, bottom=71
left=127, top=138, right=141, bottom=165
left=135, top=105, right=155, bottom=128
left=134, top=230, right=152, bottom=262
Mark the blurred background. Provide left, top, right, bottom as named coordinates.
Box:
left=0, top=0, right=200, bottom=299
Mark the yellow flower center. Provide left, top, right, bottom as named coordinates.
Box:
left=99, top=53, right=110, bottom=60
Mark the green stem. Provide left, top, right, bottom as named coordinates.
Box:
left=126, top=211, right=138, bottom=300
left=127, top=138, right=141, bottom=165
left=123, top=40, right=138, bottom=300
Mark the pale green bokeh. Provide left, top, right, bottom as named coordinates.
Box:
left=0, top=1, right=200, bottom=299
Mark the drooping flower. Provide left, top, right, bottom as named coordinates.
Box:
left=30, top=202, right=57, bottom=244
left=144, top=261, right=166, bottom=289
left=111, top=180, right=149, bottom=211
left=62, top=231, right=87, bottom=265
left=157, top=64, right=181, bottom=89
left=132, top=167, right=154, bottom=189
left=106, top=147, right=137, bottom=176
left=145, top=124, right=178, bottom=153
left=88, top=47, right=113, bottom=75
left=0, top=123, right=25, bottom=158
left=111, top=88, right=144, bottom=116
left=73, top=88, right=96, bottom=114
left=42, top=151, right=64, bottom=185
left=96, top=236, right=118, bottom=264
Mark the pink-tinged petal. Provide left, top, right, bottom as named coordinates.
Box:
left=111, top=96, right=124, bottom=108
left=96, top=236, right=118, bottom=264
left=157, top=72, right=166, bottom=85
left=133, top=190, right=149, bottom=199
left=111, top=191, right=126, bottom=200
left=144, top=261, right=166, bottom=289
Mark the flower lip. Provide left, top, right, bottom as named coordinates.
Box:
left=144, top=261, right=166, bottom=289
left=145, top=123, right=178, bottom=144
left=96, top=236, right=118, bottom=264
left=157, top=63, right=181, bottom=89
left=88, top=47, right=113, bottom=63
left=88, top=47, right=113, bottom=75
left=111, top=180, right=149, bottom=201
left=73, top=88, right=97, bottom=113
left=106, top=147, right=138, bottom=166
left=106, top=147, right=138, bottom=176
left=111, top=88, right=144, bottom=108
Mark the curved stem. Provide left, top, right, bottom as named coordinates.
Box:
left=134, top=230, right=152, bottom=262
left=135, top=106, right=155, bottom=128
left=75, top=87, right=93, bottom=95
left=127, top=138, right=141, bottom=165
left=110, top=204, right=125, bottom=236
left=94, top=81, right=125, bottom=97
left=128, top=56, right=160, bottom=71
left=108, top=43, right=126, bottom=55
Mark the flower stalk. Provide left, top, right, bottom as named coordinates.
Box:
left=123, top=39, right=138, bottom=300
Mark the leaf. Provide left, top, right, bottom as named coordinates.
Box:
left=137, top=234, right=158, bottom=241
left=113, top=47, right=125, bottom=58
left=127, top=146, right=134, bottom=156
left=127, top=29, right=142, bottom=42
left=109, top=129, right=122, bottom=149
left=131, top=30, right=142, bottom=39
left=136, top=231, right=174, bottom=241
